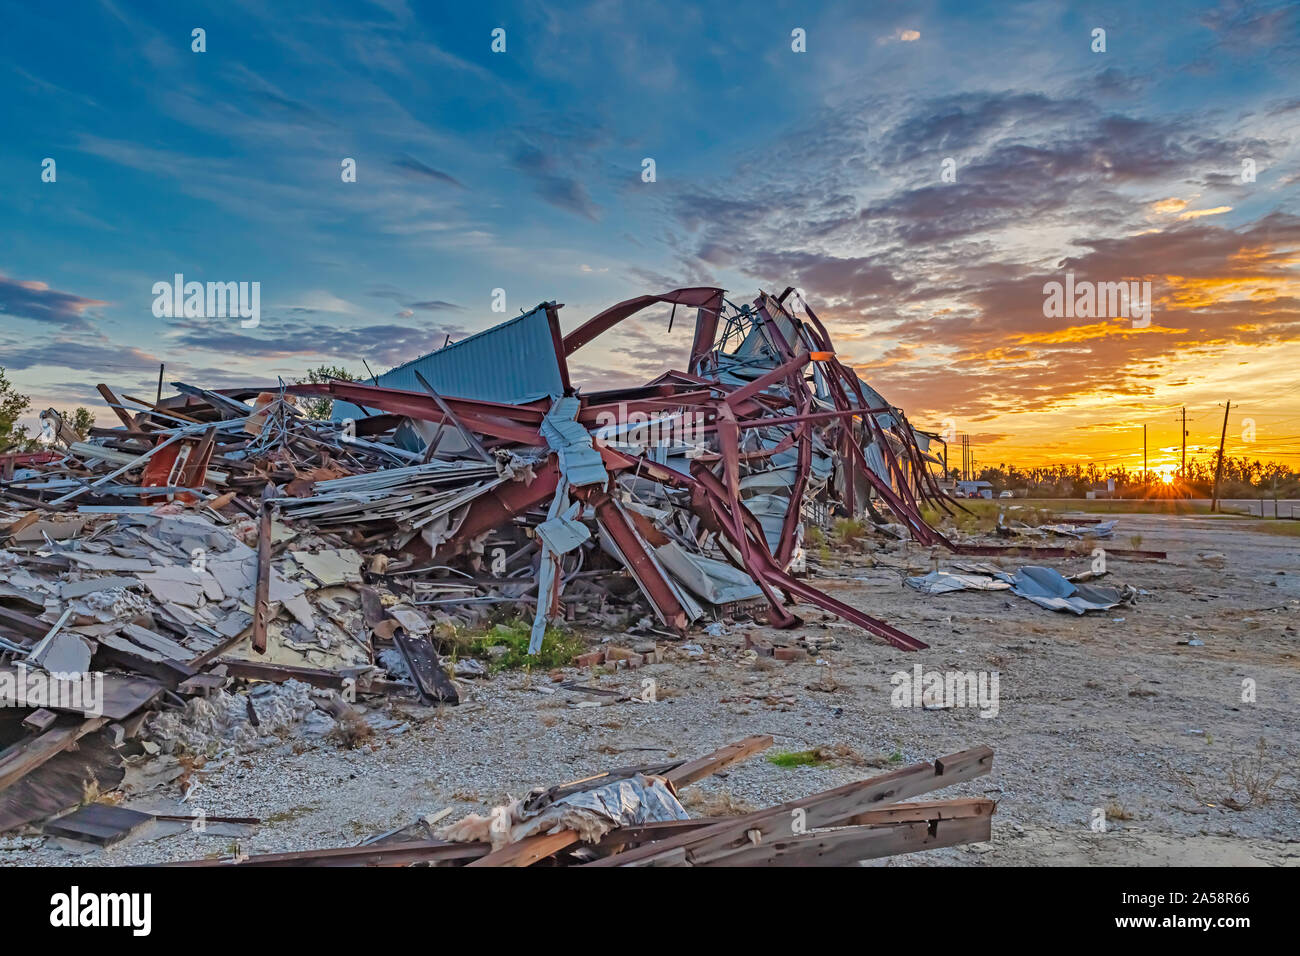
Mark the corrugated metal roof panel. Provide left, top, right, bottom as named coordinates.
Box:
left=541, top=396, right=608, bottom=488
left=334, top=305, right=563, bottom=420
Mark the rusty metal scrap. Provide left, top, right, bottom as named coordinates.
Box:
left=0, top=280, right=1111, bottom=838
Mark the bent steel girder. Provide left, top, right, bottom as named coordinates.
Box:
left=561, top=287, right=725, bottom=362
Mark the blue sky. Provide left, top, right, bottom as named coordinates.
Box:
left=1, top=0, right=1297, bottom=466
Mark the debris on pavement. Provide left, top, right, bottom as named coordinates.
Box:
left=162, top=736, right=995, bottom=866
left=0, top=284, right=1131, bottom=838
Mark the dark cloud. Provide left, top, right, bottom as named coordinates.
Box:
left=0, top=275, right=105, bottom=330
left=245, top=88, right=336, bottom=127
left=367, top=286, right=466, bottom=313
left=511, top=142, right=600, bottom=221
left=393, top=154, right=464, bottom=188
left=1199, top=0, right=1300, bottom=52
left=408, top=300, right=465, bottom=312
left=171, top=320, right=473, bottom=367
left=0, top=339, right=157, bottom=372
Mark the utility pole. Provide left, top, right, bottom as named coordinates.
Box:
left=1211, top=401, right=1230, bottom=513
left=1181, top=406, right=1186, bottom=480
left=156, top=363, right=164, bottom=405
left=1143, top=424, right=1148, bottom=485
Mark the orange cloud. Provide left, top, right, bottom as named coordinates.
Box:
left=1177, top=205, right=1232, bottom=221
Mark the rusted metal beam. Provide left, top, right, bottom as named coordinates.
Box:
left=563, top=287, right=724, bottom=358
left=587, top=492, right=690, bottom=634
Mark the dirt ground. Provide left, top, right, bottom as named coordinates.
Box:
left=3, top=511, right=1298, bottom=866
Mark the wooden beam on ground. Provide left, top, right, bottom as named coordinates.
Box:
left=468, top=736, right=776, bottom=867
left=0, top=717, right=107, bottom=792
left=664, top=735, right=773, bottom=788
left=466, top=830, right=581, bottom=867
left=846, top=796, right=994, bottom=827
left=702, top=813, right=992, bottom=867
left=216, top=659, right=350, bottom=690
left=161, top=838, right=491, bottom=867
left=588, top=745, right=993, bottom=867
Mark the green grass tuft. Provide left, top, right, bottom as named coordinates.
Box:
left=466, top=618, right=585, bottom=672
left=767, top=749, right=826, bottom=768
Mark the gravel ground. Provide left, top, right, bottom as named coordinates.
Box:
left=3, top=512, right=1298, bottom=866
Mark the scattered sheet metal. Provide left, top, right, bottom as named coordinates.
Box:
left=1004, top=566, right=1133, bottom=615
left=908, top=563, right=1135, bottom=615
left=906, top=570, right=1013, bottom=595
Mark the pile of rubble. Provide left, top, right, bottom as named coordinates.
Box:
left=0, top=284, right=1142, bottom=840
left=154, top=736, right=995, bottom=867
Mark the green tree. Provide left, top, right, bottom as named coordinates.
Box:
left=58, top=407, right=96, bottom=441
left=0, top=367, right=32, bottom=452
left=295, top=365, right=360, bottom=420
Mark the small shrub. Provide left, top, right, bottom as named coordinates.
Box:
left=466, top=618, right=585, bottom=672
left=832, top=518, right=867, bottom=545
left=767, top=749, right=825, bottom=768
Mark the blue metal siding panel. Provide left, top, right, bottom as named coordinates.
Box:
left=333, top=306, right=563, bottom=420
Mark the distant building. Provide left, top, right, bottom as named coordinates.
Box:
left=956, top=480, right=994, bottom=499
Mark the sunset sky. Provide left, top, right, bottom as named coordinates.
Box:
left=1, top=0, right=1297, bottom=474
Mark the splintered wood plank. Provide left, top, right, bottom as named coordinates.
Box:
left=467, top=739, right=771, bottom=867
left=165, top=839, right=490, bottom=867
left=589, top=746, right=994, bottom=867
left=97, top=383, right=138, bottom=430
left=466, top=830, right=581, bottom=867
left=0, top=606, right=49, bottom=639
left=216, top=659, right=349, bottom=689
left=935, top=745, right=995, bottom=778
left=0, top=717, right=107, bottom=792
left=593, top=819, right=719, bottom=852
left=664, top=735, right=773, bottom=788
left=845, top=797, right=994, bottom=827
left=701, top=813, right=993, bottom=867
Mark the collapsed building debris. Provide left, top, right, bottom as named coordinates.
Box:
left=162, top=737, right=995, bottom=867
left=0, top=283, right=1139, bottom=837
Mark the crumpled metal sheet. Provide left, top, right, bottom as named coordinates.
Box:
left=1004, top=565, right=1126, bottom=614
left=535, top=506, right=591, bottom=554
left=654, top=540, right=764, bottom=605
left=542, top=773, right=689, bottom=828
left=906, top=564, right=1130, bottom=615
left=1040, top=519, right=1117, bottom=539
left=459, top=773, right=691, bottom=848
left=906, top=570, right=1013, bottom=595
left=541, top=396, right=608, bottom=488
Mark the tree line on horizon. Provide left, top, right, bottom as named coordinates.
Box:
left=952, top=457, right=1300, bottom=499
